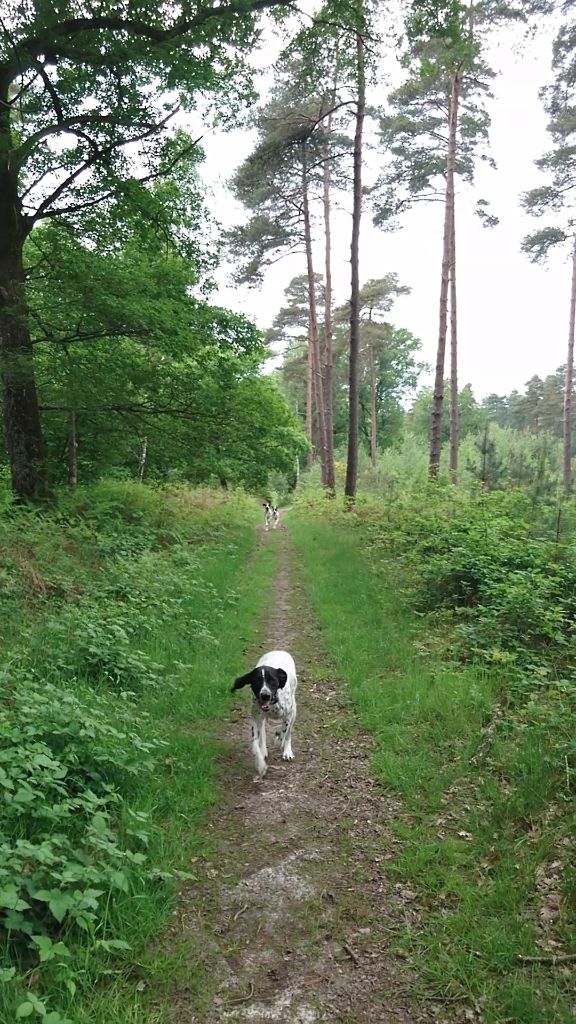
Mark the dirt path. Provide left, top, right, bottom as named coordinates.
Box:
left=164, top=525, right=445, bottom=1023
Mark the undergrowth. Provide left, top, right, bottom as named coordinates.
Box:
left=0, top=480, right=276, bottom=1023
left=291, top=486, right=575, bottom=1024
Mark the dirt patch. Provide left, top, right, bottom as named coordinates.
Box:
left=162, top=523, right=456, bottom=1023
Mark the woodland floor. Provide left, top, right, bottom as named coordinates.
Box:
left=159, top=520, right=464, bottom=1024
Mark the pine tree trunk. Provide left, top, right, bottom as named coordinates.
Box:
left=563, top=236, right=576, bottom=491
left=67, top=409, right=78, bottom=486
left=449, top=200, right=458, bottom=482
left=322, top=118, right=336, bottom=493
left=368, top=337, right=377, bottom=468
left=429, top=70, right=461, bottom=478
left=302, top=151, right=328, bottom=484
left=345, top=31, right=366, bottom=503
left=0, top=110, right=49, bottom=500
left=306, top=328, right=314, bottom=470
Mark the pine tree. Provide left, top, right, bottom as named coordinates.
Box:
left=522, top=12, right=576, bottom=489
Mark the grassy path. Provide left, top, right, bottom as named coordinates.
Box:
left=160, top=521, right=440, bottom=1024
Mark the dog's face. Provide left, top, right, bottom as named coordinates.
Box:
left=231, top=665, right=288, bottom=712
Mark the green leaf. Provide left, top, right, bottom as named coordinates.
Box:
left=0, top=886, right=30, bottom=911
left=48, top=894, right=74, bottom=923
left=16, top=1004, right=34, bottom=1019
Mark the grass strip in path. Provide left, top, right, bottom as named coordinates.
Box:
left=290, top=513, right=575, bottom=1024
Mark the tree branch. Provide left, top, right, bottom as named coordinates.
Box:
left=2, top=0, right=294, bottom=83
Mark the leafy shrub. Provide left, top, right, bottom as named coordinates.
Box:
left=0, top=675, right=160, bottom=948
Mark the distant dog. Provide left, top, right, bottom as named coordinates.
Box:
left=231, top=650, right=297, bottom=777
left=263, top=502, right=273, bottom=531
left=271, top=506, right=280, bottom=529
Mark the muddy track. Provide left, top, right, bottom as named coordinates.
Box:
left=163, top=524, right=449, bottom=1023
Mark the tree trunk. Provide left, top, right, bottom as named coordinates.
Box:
left=302, top=151, right=328, bottom=484
left=449, top=199, right=458, bottom=482
left=368, top=337, right=377, bottom=468
left=563, top=236, right=576, bottom=491
left=429, top=70, right=461, bottom=478
left=322, top=116, right=336, bottom=493
left=344, top=31, right=366, bottom=503
left=138, top=435, right=148, bottom=481
left=67, top=409, right=78, bottom=486
left=306, top=325, right=314, bottom=470
left=0, top=111, right=49, bottom=499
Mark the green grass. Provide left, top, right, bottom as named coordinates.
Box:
left=290, top=511, right=576, bottom=1024
left=0, top=481, right=280, bottom=1024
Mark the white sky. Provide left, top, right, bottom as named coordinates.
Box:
left=197, top=18, right=567, bottom=402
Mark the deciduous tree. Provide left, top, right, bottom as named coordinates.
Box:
left=0, top=0, right=291, bottom=497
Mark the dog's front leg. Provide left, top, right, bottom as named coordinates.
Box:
left=280, top=705, right=296, bottom=762
left=259, top=717, right=268, bottom=760
left=251, top=717, right=267, bottom=777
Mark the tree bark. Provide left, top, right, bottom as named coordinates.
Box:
left=306, top=326, right=314, bottom=470
left=322, top=115, right=336, bottom=493
left=563, top=236, right=576, bottom=491
left=138, top=435, right=148, bottom=481
left=449, top=199, right=458, bottom=482
left=302, top=150, right=328, bottom=484
left=0, top=101, right=49, bottom=500
left=68, top=409, right=78, bottom=486
left=345, top=31, right=366, bottom=503
left=429, top=70, right=461, bottom=478
left=368, top=336, right=377, bottom=469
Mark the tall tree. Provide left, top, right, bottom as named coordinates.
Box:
left=374, top=0, right=519, bottom=478
left=449, top=208, right=459, bottom=480
left=0, top=0, right=291, bottom=498
left=344, top=21, right=367, bottom=502
left=228, top=69, right=351, bottom=486
left=401, top=2, right=478, bottom=478
left=522, top=15, right=576, bottom=489
left=322, top=107, right=337, bottom=491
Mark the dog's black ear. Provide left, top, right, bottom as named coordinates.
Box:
left=231, top=670, right=254, bottom=693
left=276, top=668, right=288, bottom=688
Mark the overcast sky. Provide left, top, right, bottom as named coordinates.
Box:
left=197, top=16, right=566, bottom=402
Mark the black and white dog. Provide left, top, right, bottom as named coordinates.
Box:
left=271, top=506, right=280, bottom=529
left=231, top=650, right=297, bottom=778
left=263, top=502, right=273, bottom=531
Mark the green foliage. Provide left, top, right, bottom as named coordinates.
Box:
left=408, top=381, right=484, bottom=443
left=22, top=196, right=305, bottom=490
left=0, top=479, right=276, bottom=1022
left=0, top=676, right=156, bottom=941
left=275, top=273, right=424, bottom=454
